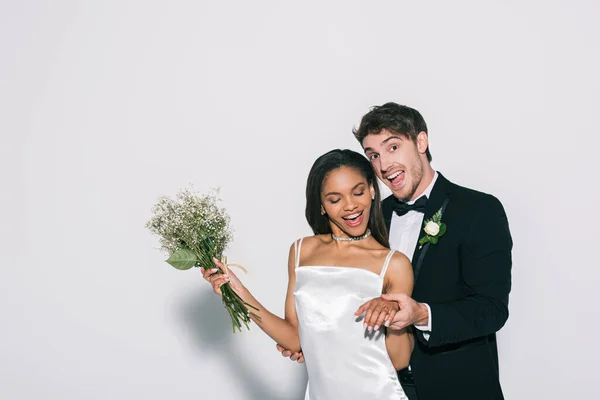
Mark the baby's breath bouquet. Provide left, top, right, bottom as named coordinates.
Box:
left=146, top=187, right=257, bottom=332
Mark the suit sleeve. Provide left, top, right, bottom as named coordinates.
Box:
left=417, top=195, right=513, bottom=348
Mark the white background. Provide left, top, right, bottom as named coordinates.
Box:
left=2, top=1, right=599, bottom=399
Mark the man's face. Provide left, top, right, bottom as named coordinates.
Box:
left=362, top=129, right=426, bottom=202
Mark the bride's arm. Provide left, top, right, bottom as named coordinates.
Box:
left=206, top=243, right=301, bottom=353
left=383, top=253, right=415, bottom=370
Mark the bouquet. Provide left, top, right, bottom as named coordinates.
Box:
left=146, top=187, right=258, bottom=332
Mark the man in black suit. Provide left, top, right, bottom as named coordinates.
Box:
left=356, top=103, right=512, bottom=400
left=278, top=103, right=512, bottom=400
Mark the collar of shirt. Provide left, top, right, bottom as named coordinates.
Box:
left=406, top=171, right=439, bottom=205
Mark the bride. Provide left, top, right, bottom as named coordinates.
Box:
left=203, top=149, right=414, bottom=399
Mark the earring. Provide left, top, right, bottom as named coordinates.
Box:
left=371, top=195, right=375, bottom=200
left=321, top=207, right=326, bottom=215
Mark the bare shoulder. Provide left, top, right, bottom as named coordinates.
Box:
left=390, top=250, right=410, bottom=265
left=384, top=251, right=414, bottom=293
left=387, top=251, right=413, bottom=277
left=294, top=234, right=329, bottom=251
left=288, top=235, right=328, bottom=258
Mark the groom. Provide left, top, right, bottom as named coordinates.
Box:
left=279, top=103, right=512, bottom=400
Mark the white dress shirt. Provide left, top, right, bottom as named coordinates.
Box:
left=388, top=171, right=439, bottom=340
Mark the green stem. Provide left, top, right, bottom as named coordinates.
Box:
left=184, top=240, right=255, bottom=333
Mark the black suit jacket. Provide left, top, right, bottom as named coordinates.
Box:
left=383, top=173, right=512, bottom=400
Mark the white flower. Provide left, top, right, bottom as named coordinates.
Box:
left=146, top=187, right=233, bottom=256
left=424, top=221, right=440, bottom=236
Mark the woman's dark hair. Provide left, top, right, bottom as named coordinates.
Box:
left=353, top=102, right=432, bottom=162
left=305, top=149, right=390, bottom=248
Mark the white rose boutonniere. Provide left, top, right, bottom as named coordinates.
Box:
left=424, top=221, right=440, bottom=236
left=419, top=208, right=447, bottom=247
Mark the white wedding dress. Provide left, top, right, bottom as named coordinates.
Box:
left=293, top=238, right=408, bottom=400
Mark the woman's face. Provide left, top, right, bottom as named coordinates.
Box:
left=321, top=166, right=375, bottom=238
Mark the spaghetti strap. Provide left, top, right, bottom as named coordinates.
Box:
left=379, top=250, right=395, bottom=278
left=294, top=237, right=304, bottom=269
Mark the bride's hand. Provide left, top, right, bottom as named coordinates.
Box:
left=276, top=344, right=305, bottom=363
left=201, top=257, right=245, bottom=296
left=354, top=297, right=400, bottom=331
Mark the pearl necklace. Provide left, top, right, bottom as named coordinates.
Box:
left=331, top=229, right=372, bottom=241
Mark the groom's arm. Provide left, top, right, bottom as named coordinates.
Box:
left=416, top=194, right=512, bottom=348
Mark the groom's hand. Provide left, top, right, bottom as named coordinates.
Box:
left=381, top=293, right=429, bottom=331
left=276, top=344, right=304, bottom=363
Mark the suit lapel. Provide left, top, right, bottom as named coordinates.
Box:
left=411, top=173, right=451, bottom=282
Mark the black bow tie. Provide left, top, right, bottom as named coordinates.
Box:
left=393, top=196, right=428, bottom=217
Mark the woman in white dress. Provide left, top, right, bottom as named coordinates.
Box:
left=204, top=149, right=414, bottom=399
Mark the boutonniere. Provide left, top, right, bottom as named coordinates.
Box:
left=419, top=208, right=447, bottom=248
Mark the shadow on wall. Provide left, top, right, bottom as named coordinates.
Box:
left=178, top=289, right=307, bottom=400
